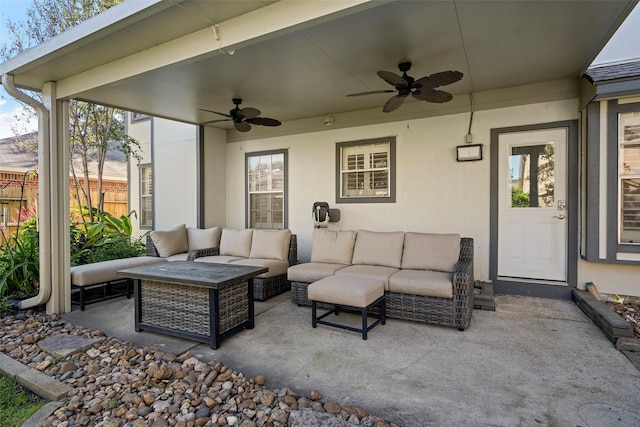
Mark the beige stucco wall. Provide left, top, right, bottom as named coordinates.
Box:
left=577, top=259, right=640, bottom=297
left=128, top=116, right=199, bottom=235
left=129, top=98, right=640, bottom=297
left=224, top=98, right=581, bottom=283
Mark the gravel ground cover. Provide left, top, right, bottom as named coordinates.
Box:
left=1, top=309, right=397, bottom=427
left=606, top=298, right=640, bottom=339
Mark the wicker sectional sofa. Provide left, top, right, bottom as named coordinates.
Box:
left=288, top=229, right=474, bottom=330
left=146, top=226, right=298, bottom=301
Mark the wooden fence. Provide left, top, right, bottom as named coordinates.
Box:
left=0, top=172, right=128, bottom=240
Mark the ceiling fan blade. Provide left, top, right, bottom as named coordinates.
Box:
left=199, top=108, right=232, bottom=119
left=413, top=89, right=453, bottom=103
left=201, top=118, right=232, bottom=125
left=377, top=70, right=408, bottom=87
left=235, top=121, right=252, bottom=132
left=346, top=89, right=396, bottom=97
left=246, top=117, right=281, bottom=127
left=239, top=107, right=261, bottom=119
left=383, top=95, right=407, bottom=113
left=414, top=71, right=463, bottom=90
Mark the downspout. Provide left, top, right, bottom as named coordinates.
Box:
left=1, top=74, right=52, bottom=309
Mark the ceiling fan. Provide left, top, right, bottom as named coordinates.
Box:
left=347, top=62, right=463, bottom=113
left=200, top=98, right=282, bottom=132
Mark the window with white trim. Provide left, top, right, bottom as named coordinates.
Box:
left=130, top=112, right=150, bottom=123
left=336, top=137, right=395, bottom=203
left=619, top=111, right=640, bottom=244
left=140, top=164, right=152, bottom=229
left=246, top=150, right=286, bottom=229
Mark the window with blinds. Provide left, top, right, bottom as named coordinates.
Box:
left=140, top=164, right=152, bottom=228
left=336, top=137, right=395, bottom=203
left=247, top=151, right=286, bottom=229
left=620, top=111, right=640, bottom=244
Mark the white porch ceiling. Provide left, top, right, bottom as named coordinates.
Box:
left=1, top=0, right=636, bottom=137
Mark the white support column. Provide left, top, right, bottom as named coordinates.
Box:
left=43, top=83, right=69, bottom=314
left=37, top=84, right=53, bottom=314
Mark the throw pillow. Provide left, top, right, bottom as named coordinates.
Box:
left=401, top=232, right=460, bottom=272
left=351, top=230, right=405, bottom=268
left=219, top=229, right=254, bottom=257
left=187, top=227, right=222, bottom=251
left=249, top=229, right=292, bottom=260
left=150, top=224, right=189, bottom=258
left=310, top=229, right=357, bottom=265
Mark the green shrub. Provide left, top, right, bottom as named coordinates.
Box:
left=0, top=207, right=145, bottom=301
left=511, top=187, right=530, bottom=207
left=0, top=228, right=40, bottom=300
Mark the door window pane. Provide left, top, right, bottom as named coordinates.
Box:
left=619, top=111, right=640, bottom=243
left=509, top=143, right=555, bottom=208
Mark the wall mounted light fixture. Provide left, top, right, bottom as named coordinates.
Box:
left=456, top=143, right=483, bottom=162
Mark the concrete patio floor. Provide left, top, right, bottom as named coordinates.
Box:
left=61, top=293, right=640, bottom=427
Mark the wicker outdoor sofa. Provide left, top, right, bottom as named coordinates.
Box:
left=288, top=229, right=474, bottom=331
left=146, top=226, right=298, bottom=301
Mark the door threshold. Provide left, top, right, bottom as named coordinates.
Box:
left=494, top=277, right=573, bottom=300
left=497, top=276, right=568, bottom=286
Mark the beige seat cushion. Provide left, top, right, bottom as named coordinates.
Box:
left=249, top=229, right=291, bottom=261
left=194, top=255, right=244, bottom=264
left=401, top=232, right=460, bottom=272
left=287, top=262, right=349, bottom=283
left=230, top=258, right=289, bottom=278
left=187, top=227, right=222, bottom=251
left=165, top=253, right=189, bottom=262
left=219, top=229, right=254, bottom=258
left=334, top=264, right=399, bottom=291
left=150, top=224, right=189, bottom=257
left=310, top=229, right=357, bottom=265
left=388, top=269, right=453, bottom=299
left=352, top=230, right=405, bottom=268
left=71, top=256, right=167, bottom=286
left=308, top=275, right=384, bottom=307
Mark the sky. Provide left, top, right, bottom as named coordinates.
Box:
left=1, top=1, right=640, bottom=139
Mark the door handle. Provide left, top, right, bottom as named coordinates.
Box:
left=553, top=214, right=565, bottom=220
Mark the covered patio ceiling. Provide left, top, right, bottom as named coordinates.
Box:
left=1, top=0, right=637, bottom=140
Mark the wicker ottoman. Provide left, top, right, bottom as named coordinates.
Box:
left=308, top=276, right=386, bottom=340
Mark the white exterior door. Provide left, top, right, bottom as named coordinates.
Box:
left=498, top=128, right=568, bottom=281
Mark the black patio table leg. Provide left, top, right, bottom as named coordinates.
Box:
left=134, top=279, right=142, bottom=332
left=247, top=279, right=255, bottom=329
left=209, top=288, right=220, bottom=350
left=361, top=307, right=368, bottom=340
left=312, top=301, right=317, bottom=328
left=79, top=287, right=86, bottom=311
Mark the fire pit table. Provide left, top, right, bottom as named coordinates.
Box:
left=118, top=261, right=267, bottom=349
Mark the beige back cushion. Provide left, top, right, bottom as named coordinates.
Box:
left=219, top=229, right=254, bottom=257
left=351, top=230, right=405, bottom=268
left=310, top=229, right=357, bottom=265
left=150, top=224, right=189, bottom=257
left=249, top=229, right=292, bottom=261
left=401, top=232, right=461, bottom=272
left=187, top=227, right=222, bottom=251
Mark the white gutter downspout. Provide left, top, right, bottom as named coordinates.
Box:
left=1, top=74, right=52, bottom=309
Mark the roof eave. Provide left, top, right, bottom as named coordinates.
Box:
left=0, top=0, right=165, bottom=90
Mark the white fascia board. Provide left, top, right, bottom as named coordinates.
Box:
left=56, top=0, right=378, bottom=99
left=0, top=0, right=164, bottom=79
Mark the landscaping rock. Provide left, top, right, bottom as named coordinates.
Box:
left=0, top=309, right=397, bottom=427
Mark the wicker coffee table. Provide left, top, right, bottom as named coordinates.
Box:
left=118, top=261, right=267, bottom=349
